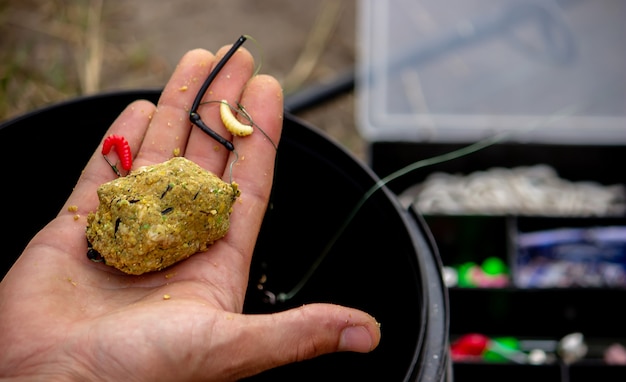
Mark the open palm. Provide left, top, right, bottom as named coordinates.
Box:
left=0, top=45, right=380, bottom=381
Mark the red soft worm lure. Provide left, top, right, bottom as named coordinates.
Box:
left=102, top=134, right=132, bottom=176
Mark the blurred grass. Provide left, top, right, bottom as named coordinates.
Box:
left=0, top=0, right=345, bottom=123
left=0, top=0, right=169, bottom=123
left=0, top=0, right=364, bottom=158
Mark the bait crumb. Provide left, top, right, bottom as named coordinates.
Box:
left=173, top=147, right=181, bottom=156
left=163, top=294, right=171, bottom=300
left=165, top=273, right=176, bottom=279
left=86, top=157, right=240, bottom=275
left=73, top=215, right=80, bottom=221
left=68, top=205, right=78, bottom=212
left=179, top=85, right=188, bottom=92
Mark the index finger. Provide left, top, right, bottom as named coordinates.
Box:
left=62, top=99, right=156, bottom=215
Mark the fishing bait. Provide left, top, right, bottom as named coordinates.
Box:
left=102, top=134, right=132, bottom=174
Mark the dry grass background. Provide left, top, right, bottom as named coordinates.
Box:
left=0, top=1, right=157, bottom=116
left=0, top=0, right=365, bottom=158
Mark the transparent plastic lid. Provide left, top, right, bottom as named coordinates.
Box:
left=357, top=0, right=626, bottom=144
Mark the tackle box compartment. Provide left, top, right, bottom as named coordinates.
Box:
left=357, top=0, right=626, bottom=380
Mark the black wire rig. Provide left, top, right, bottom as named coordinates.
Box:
left=188, top=35, right=248, bottom=152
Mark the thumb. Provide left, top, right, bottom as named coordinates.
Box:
left=224, top=303, right=381, bottom=379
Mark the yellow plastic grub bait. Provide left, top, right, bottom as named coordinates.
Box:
left=220, top=100, right=254, bottom=137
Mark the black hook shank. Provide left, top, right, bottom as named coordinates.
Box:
left=189, top=35, right=248, bottom=152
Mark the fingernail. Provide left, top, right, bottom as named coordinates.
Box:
left=339, top=326, right=373, bottom=353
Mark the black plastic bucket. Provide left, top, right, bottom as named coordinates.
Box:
left=0, top=90, right=450, bottom=381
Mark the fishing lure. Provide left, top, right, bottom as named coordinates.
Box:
left=188, top=35, right=277, bottom=184
left=102, top=134, right=132, bottom=175
left=220, top=100, right=254, bottom=137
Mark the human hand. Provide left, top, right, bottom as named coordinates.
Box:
left=0, top=44, right=380, bottom=381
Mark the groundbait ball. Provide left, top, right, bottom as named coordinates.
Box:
left=86, top=157, right=240, bottom=275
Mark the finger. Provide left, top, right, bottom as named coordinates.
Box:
left=180, top=74, right=283, bottom=300
left=62, top=99, right=155, bottom=216
left=134, top=48, right=217, bottom=167
left=185, top=44, right=255, bottom=172
left=220, top=75, right=283, bottom=265
left=213, top=304, right=381, bottom=380
left=41, top=100, right=154, bottom=267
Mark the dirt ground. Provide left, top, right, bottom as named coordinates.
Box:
left=0, top=0, right=366, bottom=159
